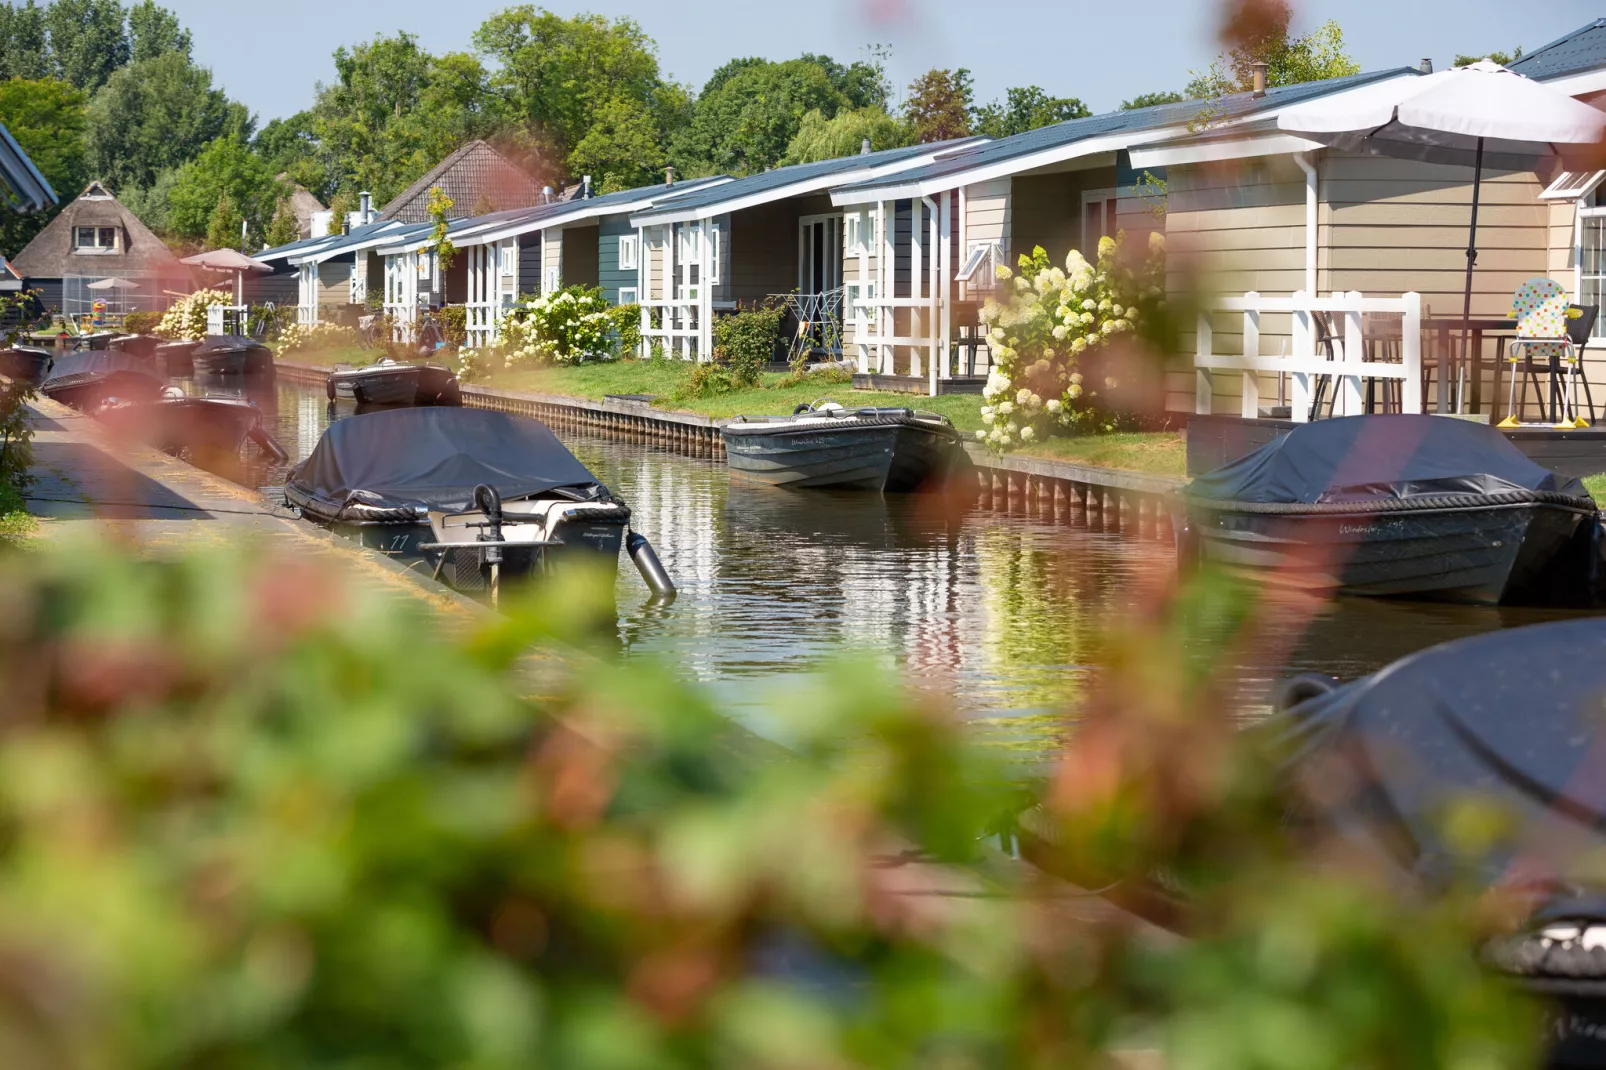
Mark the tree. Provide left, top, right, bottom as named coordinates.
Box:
left=973, top=86, right=1090, bottom=139
left=87, top=50, right=249, bottom=192
left=262, top=196, right=301, bottom=248
left=570, top=96, right=666, bottom=192
left=205, top=193, right=243, bottom=251
left=903, top=68, right=973, bottom=143
left=1121, top=90, right=1185, bottom=110
left=253, top=111, right=323, bottom=195
left=44, top=0, right=129, bottom=91
left=671, top=58, right=848, bottom=176
left=0, top=77, right=88, bottom=254
left=0, top=1, right=51, bottom=80
left=799, top=49, right=892, bottom=111
left=782, top=106, right=909, bottom=165
left=1454, top=46, right=1523, bottom=67
left=166, top=136, right=282, bottom=244
left=1185, top=1, right=1360, bottom=99
left=126, top=0, right=191, bottom=62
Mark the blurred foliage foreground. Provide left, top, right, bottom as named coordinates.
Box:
left=0, top=539, right=1545, bottom=1069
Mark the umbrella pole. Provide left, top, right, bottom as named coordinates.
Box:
left=1457, top=137, right=1484, bottom=415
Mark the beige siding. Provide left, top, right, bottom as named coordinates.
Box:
left=1548, top=199, right=1576, bottom=279
left=317, top=261, right=352, bottom=307
left=542, top=229, right=562, bottom=288
left=965, top=177, right=1012, bottom=258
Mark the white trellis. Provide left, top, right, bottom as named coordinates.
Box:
left=1194, top=290, right=1423, bottom=420
left=296, top=262, right=319, bottom=324
left=464, top=244, right=498, bottom=348
left=383, top=251, right=422, bottom=341
left=638, top=220, right=714, bottom=361
left=858, top=193, right=954, bottom=396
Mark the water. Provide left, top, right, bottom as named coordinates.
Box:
left=183, top=373, right=1584, bottom=750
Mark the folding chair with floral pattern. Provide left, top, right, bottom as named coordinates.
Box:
left=1500, top=277, right=1587, bottom=428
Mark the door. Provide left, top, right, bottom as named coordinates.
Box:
left=798, top=215, right=842, bottom=295
left=1081, top=188, right=1120, bottom=252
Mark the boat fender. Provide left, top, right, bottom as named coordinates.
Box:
left=627, top=531, right=676, bottom=598
left=793, top=403, right=812, bottom=415
left=325, top=376, right=336, bottom=400
left=1269, top=673, right=1339, bottom=714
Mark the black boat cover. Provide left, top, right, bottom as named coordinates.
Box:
left=196, top=334, right=268, bottom=355
left=41, top=350, right=157, bottom=386
left=1186, top=415, right=1588, bottom=504
left=287, top=407, right=607, bottom=523
left=1267, top=618, right=1606, bottom=912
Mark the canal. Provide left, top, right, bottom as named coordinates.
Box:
left=188, top=373, right=1579, bottom=750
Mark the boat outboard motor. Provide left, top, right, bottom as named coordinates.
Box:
left=474, top=483, right=505, bottom=604
left=627, top=530, right=675, bottom=599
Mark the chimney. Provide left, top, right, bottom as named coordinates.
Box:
left=1420, top=57, right=1433, bottom=74
left=341, top=217, right=350, bottom=236
left=582, top=174, right=592, bottom=199
left=861, top=137, right=871, bottom=155
left=541, top=185, right=554, bottom=205
left=359, top=190, right=372, bottom=224
left=1251, top=61, right=1268, bottom=97
left=665, top=165, right=674, bottom=186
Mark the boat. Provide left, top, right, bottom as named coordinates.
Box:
left=94, top=387, right=286, bottom=461
left=0, top=345, right=53, bottom=381
left=39, top=350, right=163, bottom=410
left=325, top=358, right=461, bottom=407
left=722, top=399, right=963, bottom=491
left=285, top=407, right=651, bottom=594
left=155, top=339, right=201, bottom=376
left=191, top=334, right=272, bottom=376
left=1178, top=414, right=1603, bottom=606
left=1266, top=620, right=1606, bottom=1069
left=108, top=334, right=160, bottom=360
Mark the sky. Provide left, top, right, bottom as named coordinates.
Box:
left=122, top=0, right=1603, bottom=124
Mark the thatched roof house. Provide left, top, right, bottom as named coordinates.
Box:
left=13, top=181, right=184, bottom=313
left=378, top=140, right=542, bottom=224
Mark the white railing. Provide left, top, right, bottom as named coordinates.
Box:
left=206, top=304, right=248, bottom=336
left=1195, top=290, right=1422, bottom=421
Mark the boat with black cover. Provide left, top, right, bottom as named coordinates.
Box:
left=325, top=358, right=461, bottom=407
left=155, top=339, right=200, bottom=376
left=285, top=407, right=649, bottom=594
left=94, top=386, right=286, bottom=461
left=1179, top=414, right=1602, bottom=605
left=192, top=334, right=272, bottom=376
left=0, top=345, right=53, bottom=381
left=109, top=334, right=159, bottom=360
left=722, top=399, right=962, bottom=491
left=39, top=350, right=162, bottom=410
left=1266, top=620, right=1606, bottom=1069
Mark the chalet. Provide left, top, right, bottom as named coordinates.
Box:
left=12, top=181, right=186, bottom=317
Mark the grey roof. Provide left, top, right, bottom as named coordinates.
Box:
left=257, top=219, right=428, bottom=267
left=1509, top=19, right=1606, bottom=82
left=0, top=120, right=54, bottom=214
left=831, top=68, right=1421, bottom=197
left=378, top=140, right=542, bottom=224
left=631, top=141, right=969, bottom=218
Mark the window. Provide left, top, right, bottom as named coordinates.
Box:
left=618, top=286, right=639, bottom=305
left=544, top=266, right=561, bottom=293
left=1082, top=188, right=1119, bottom=249
left=618, top=233, right=640, bottom=270
left=678, top=226, right=699, bottom=263
left=844, top=280, right=878, bottom=327
left=708, top=224, right=721, bottom=285
left=844, top=211, right=863, bottom=254
left=1580, top=208, right=1606, bottom=338
left=500, top=241, right=517, bottom=276
left=1543, top=171, right=1606, bottom=201
left=73, top=226, right=117, bottom=252
left=956, top=242, right=1002, bottom=288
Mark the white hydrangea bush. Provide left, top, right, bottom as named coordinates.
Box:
left=276, top=321, right=356, bottom=355
left=154, top=290, right=234, bottom=341
left=976, top=232, right=1166, bottom=452
left=502, top=286, right=618, bottom=368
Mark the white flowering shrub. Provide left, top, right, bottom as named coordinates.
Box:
left=501, top=285, right=618, bottom=368
left=154, top=290, right=234, bottom=340
left=276, top=321, right=357, bottom=356
left=977, top=232, right=1166, bottom=452
left=456, top=345, right=503, bottom=384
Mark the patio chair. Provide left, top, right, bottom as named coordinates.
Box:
left=1500, top=278, right=1585, bottom=428
left=1568, top=303, right=1598, bottom=424
left=1307, top=310, right=1339, bottom=421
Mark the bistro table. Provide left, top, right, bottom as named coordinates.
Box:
left=1423, top=317, right=1517, bottom=420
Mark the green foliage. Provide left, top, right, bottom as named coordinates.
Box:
left=502, top=285, right=617, bottom=366
left=1455, top=47, right=1523, bottom=67
left=672, top=57, right=849, bottom=176
left=426, top=186, right=456, bottom=275
left=166, top=137, right=282, bottom=245
left=903, top=67, right=973, bottom=143
left=262, top=197, right=301, bottom=249
left=0, top=77, right=88, bottom=255
left=677, top=302, right=782, bottom=398
left=86, top=50, right=248, bottom=193
left=606, top=301, right=641, bottom=359
left=569, top=95, right=665, bottom=193
left=782, top=106, right=909, bottom=165
left=121, top=309, right=160, bottom=333
left=125, top=0, right=188, bottom=62
left=972, top=85, right=1090, bottom=138
left=1122, top=90, right=1186, bottom=110
left=438, top=303, right=467, bottom=347
left=43, top=0, right=128, bottom=91
left=205, top=193, right=242, bottom=250
left=1185, top=6, right=1360, bottom=99
left=0, top=380, right=35, bottom=499
left=0, top=1, right=50, bottom=80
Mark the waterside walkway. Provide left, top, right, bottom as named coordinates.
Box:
left=22, top=394, right=491, bottom=630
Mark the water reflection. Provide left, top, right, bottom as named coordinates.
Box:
left=174, top=377, right=1591, bottom=747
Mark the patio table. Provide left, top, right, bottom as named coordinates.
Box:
left=1423, top=317, right=1516, bottom=420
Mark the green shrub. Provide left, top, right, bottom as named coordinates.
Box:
left=122, top=310, right=161, bottom=334
left=439, top=304, right=468, bottom=348
left=500, top=285, right=615, bottom=366
left=712, top=300, right=783, bottom=386
left=607, top=302, right=642, bottom=359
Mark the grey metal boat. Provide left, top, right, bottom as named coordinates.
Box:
left=722, top=400, right=962, bottom=491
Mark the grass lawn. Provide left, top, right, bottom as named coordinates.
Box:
left=1585, top=474, right=1606, bottom=501
left=274, top=344, right=373, bottom=369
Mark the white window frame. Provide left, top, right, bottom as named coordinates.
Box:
left=678, top=225, right=700, bottom=264
left=73, top=226, right=117, bottom=253
left=1543, top=171, right=1606, bottom=202
left=544, top=265, right=561, bottom=293
left=618, top=286, right=639, bottom=305
left=499, top=240, right=517, bottom=277
left=845, top=279, right=878, bottom=326
left=844, top=211, right=863, bottom=255
left=618, top=233, right=640, bottom=271
left=1081, top=187, right=1120, bottom=250
left=707, top=224, right=721, bottom=286
left=1577, top=205, right=1606, bottom=338
left=956, top=241, right=1002, bottom=289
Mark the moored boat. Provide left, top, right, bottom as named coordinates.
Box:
left=722, top=400, right=962, bottom=492
left=39, top=350, right=162, bottom=410
left=155, top=339, right=201, bottom=376
left=285, top=407, right=643, bottom=593
left=94, top=387, right=286, bottom=461
left=0, top=345, right=53, bottom=382
left=325, top=358, right=460, bottom=407
left=1178, top=415, right=1603, bottom=606
left=192, top=334, right=272, bottom=376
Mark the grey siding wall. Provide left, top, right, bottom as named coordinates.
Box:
left=598, top=216, right=637, bottom=303
left=562, top=224, right=600, bottom=289
left=518, top=233, right=542, bottom=297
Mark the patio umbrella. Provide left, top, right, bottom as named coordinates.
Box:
left=84, top=276, right=138, bottom=291
left=1277, top=61, right=1606, bottom=393
left=180, top=248, right=272, bottom=304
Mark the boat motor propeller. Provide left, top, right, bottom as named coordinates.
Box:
left=474, top=484, right=505, bottom=604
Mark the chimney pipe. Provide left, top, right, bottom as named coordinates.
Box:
left=359, top=190, right=372, bottom=224
left=541, top=185, right=554, bottom=205
left=1420, top=57, right=1433, bottom=74
left=1251, top=62, right=1268, bottom=98
left=582, top=174, right=592, bottom=199
left=861, top=137, right=871, bottom=155
left=665, top=165, right=674, bottom=187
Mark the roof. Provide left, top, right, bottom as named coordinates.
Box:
left=0, top=120, right=54, bottom=214
left=255, top=218, right=421, bottom=267
left=12, top=182, right=181, bottom=279
left=292, top=221, right=432, bottom=265
left=1509, top=19, right=1606, bottom=83
left=829, top=68, right=1421, bottom=201
left=378, top=140, right=542, bottom=224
